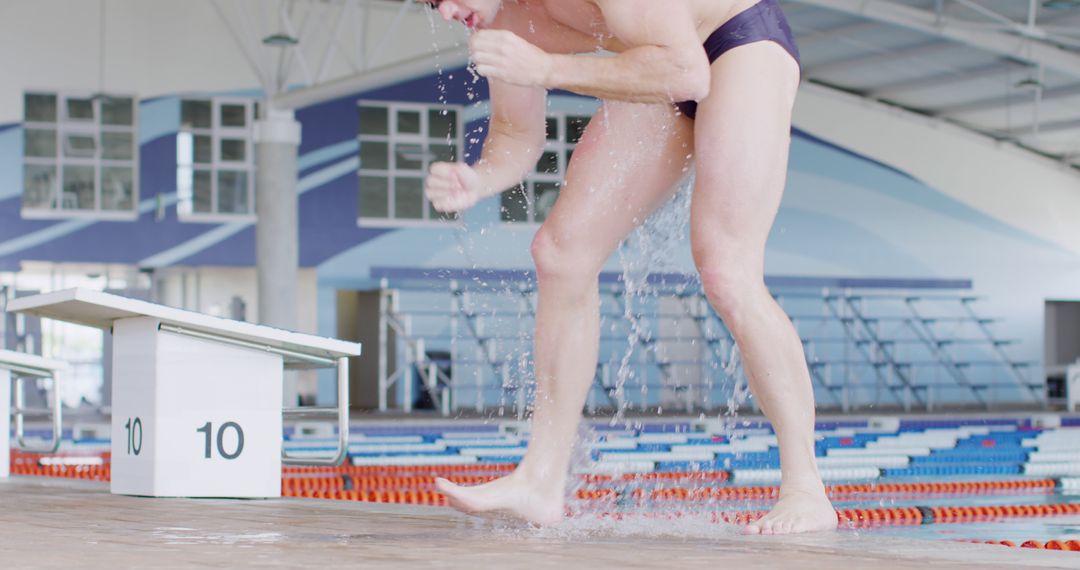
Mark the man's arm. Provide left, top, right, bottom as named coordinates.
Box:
left=425, top=78, right=545, bottom=212
left=469, top=0, right=710, bottom=104
left=473, top=79, right=547, bottom=198
left=551, top=0, right=710, bottom=102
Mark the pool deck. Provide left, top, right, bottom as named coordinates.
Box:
left=2, top=477, right=1077, bottom=569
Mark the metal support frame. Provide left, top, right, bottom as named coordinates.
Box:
left=210, top=0, right=457, bottom=108
left=377, top=284, right=391, bottom=411
left=158, top=323, right=349, bottom=466
left=823, top=292, right=921, bottom=409
left=935, top=81, right=1080, bottom=116
left=807, top=39, right=954, bottom=77
left=451, top=283, right=506, bottom=381
left=867, top=60, right=1033, bottom=98
left=899, top=297, right=989, bottom=408
left=789, top=0, right=1080, bottom=166
left=788, top=0, right=1080, bottom=78
left=372, top=278, right=1046, bottom=414
left=281, top=357, right=350, bottom=466
left=958, top=298, right=1046, bottom=405
left=7, top=363, right=62, bottom=454
left=811, top=292, right=1041, bottom=411
left=679, top=289, right=848, bottom=410
left=610, top=286, right=680, bottom=410
left=376, top=286, right=452, bottom=414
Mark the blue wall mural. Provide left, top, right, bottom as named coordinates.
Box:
left=1, top=67, right=1077, bottom=409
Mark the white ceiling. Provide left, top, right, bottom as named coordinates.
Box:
left=782, top=0, right=1080, bottom=170
left=216, top=0, right=1080, bottom=170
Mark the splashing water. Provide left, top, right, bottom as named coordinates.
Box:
left=430, top=7, right=541, bottom=425
left=565, top=422, right=599, bottom=503
left=425, top=5, right=484, bottom=268
left=611, top=173, right=693, bottom=424
left=724, top=342, right=747, bottom=417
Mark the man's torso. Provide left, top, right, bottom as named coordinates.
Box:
left=493, top=0, right=759, bottom=54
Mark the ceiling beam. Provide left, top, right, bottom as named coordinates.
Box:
left=210, top=0, right=273, bottom=94
left=800, top=80, right=1080, bottom=173
left=935, top=81, right=1080, bottom=115
left=793, top=19, right=882, bottom=47
left=867, top=59, right=1032, bottom=97
left=786, top=0, right=1080, bottom=79
left=805, top=39, right=955, bottom=77
left=272, top=46, right=469, bottom=110
left=1004, top=117, right=1080, bottom=137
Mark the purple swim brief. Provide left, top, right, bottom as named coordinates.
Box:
left=675, top=0, right=801, bottom=120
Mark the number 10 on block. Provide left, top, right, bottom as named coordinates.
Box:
left=196, top=421, right=245, bottom=460
left=123, top=417, right=143, bottom=455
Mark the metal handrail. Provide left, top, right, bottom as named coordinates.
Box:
left=902, top=298, right=987, bottom=407
left=158, top=324, right=337, bottom=367
left=958, top=298, right=1045, bottom=405
left=12, top=370, right=62, bottom=454
left=376, top=280, right=1038, bottom=413
left=825, top=293, right=921, bottom=408
left=281, top=357, right=350, bottom=466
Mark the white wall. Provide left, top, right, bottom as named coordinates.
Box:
left=155, top=266, right=320, bottom=400
left=785, top=84, right=1080, bottom=401
left=0, top=0, right=464, bottom=123
left=154, top=266, right=318, bottom=333
left=794, top=83, right=1080, bottom=257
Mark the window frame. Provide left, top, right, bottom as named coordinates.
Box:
left=20, top=90, right=141, bottom=221
left=356, top=100, right=464, bottom=228
left=499, top=111, right=590, bottom=226
left=176, top=97, right=257, bottom=224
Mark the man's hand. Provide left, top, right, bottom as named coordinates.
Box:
left=425, top=161, right=484, bottom=213
left=469, top=30, right=554, bottom=88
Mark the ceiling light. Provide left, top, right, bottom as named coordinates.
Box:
left=262, top=33, right=299, bottom=47
left=1014, top=78, right=1044, bottom=90
left=1042, top=0, right=1080, bottom=10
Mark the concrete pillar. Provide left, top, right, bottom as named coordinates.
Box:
left=254, top=107, right=302, bottom=406
left=1, top=369, right=9, bottom=478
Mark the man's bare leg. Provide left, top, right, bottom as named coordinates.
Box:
left=437, top=101, right=694, bottom=523
left=690, top=41, right=836, bottom=535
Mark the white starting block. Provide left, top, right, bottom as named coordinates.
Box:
left=7, top=288, right=360, bottom=498
left=0, top=349, right=66, bottom=478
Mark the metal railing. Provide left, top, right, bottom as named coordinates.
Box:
left=373, top=274, right=1043, bottom=415
left=6, top=361, right=63, bottom=454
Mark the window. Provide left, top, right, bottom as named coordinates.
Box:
left=500, top=113, right=590, bottom=224
left=21, top=92, right=138, bottom=218
left=357, top=101, right=461, bottom=225
left=177, top=98, right=256, bottom=220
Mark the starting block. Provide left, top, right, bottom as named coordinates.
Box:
left=1, top=350, right=66, bottom=478
left=7, top=288, right=360, bottom=498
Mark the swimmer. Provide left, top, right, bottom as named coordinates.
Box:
left=422, top=0, right=836, bottom=535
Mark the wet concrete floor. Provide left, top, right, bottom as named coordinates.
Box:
left=2, top=477, right=1077, bottom=569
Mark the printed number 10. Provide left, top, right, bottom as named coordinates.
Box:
left=123, top=417, right=143, bottom=456
left=196, top=421, right=245, bottom=460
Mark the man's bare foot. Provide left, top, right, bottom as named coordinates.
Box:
left=435, top=473, right=565, bottom=525
left=744, top=486, right=837, bottom=535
